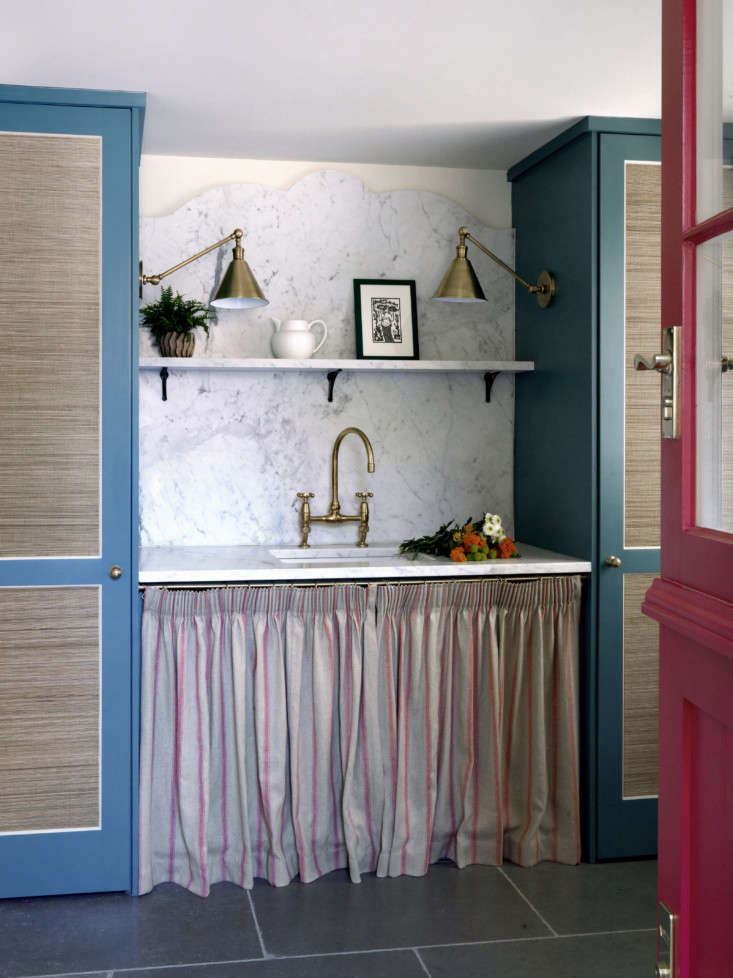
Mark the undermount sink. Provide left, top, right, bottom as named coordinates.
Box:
left=270, top=545, right=399, bottom=562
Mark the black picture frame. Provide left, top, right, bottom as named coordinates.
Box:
left=353, top=279, right=419, bottom=360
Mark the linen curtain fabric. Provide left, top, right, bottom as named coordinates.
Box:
left=138, top=577, right=581, bottom=896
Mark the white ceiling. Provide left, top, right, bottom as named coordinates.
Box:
left=2, top=0, right=662, bottom=170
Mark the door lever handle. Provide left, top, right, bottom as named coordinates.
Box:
left=634, top=353, right=672, bottom=374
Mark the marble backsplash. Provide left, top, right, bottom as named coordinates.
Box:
left=139, top=171, right=516, bottom=547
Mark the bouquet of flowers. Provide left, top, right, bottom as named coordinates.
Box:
left=399, top=512, right=519, bottom=563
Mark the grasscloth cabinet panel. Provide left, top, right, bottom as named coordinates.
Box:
left=0, top=587, right=100, bottom=832
left=0, top=133, right=101, bottom=558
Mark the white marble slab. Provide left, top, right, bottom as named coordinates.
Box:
left=139, top=542, right=591, bottom=584
left=139, top=172, right=518, bottom=548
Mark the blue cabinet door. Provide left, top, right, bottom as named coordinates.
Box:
left=0, top=94, right=140, bottom=896
left=597, top=132, right=661, bottom=858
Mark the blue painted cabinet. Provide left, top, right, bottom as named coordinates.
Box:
left=510, top=119, right=661, bottom=860
left=0, top=86, right=144, bottom=896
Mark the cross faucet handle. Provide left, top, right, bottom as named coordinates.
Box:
left=297, top=492, right=315, bottom=500
left=355, top=491, right=374, bottom=499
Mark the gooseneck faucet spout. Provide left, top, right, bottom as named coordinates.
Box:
left=297, top=427, right=376, bottom=548
left=330, top=426, right=375, bottom=515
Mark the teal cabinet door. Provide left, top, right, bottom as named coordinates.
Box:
left=597, top=133, right=661, bottom=858
left=0, top=89, right=143, bottom=896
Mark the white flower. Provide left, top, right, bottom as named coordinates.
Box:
left=482, top=512, right=503, bottom=541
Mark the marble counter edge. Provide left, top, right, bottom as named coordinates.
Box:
left=138, top=543, right=591, bottom=584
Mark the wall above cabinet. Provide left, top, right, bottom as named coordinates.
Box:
left=139, top=357, right=535, bottom=403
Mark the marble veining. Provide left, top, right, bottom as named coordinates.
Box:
left=139, top=172, right=516, bottom=547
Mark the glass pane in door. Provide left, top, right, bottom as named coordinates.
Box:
left=696, top=220, right=733, bottom=530
left=696, top=0, right=732, bottom=221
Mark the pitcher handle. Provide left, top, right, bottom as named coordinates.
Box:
left=309, top=320, right=328, bottom=355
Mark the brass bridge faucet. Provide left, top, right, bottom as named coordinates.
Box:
left=297, top=427, right=375, bottom=548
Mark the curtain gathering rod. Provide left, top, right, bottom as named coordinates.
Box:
left=138, top=574, right=587, bottom=592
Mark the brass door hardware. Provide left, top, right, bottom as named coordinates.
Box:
left=298, top=428, right=375, bottom=548
left=723, top=355, right=732, bottom=373
left=605, top=555, right=622, bottom=567
left=655, top=902, right=676, bottom=978
left=109, top=565, right=123, bottom=579
left=633, top=326, right=680, bottom=439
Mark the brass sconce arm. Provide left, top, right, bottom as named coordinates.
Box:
left=459, top=227, right=537, bottom=294
left=139, top=227, right=267, bottom=309
left=434, top=226, right=556, bottom=308
left=140, top=229, right=243, bottom=286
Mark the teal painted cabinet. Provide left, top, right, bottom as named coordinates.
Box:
left=510, top=119, right=661, bottom=860
left=0, top=86, right=145, bottom=896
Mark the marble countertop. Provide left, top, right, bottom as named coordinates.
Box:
left=139, top=542, right=591, bottom=584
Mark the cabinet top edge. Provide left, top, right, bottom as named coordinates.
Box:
left=0, top=84, right=147, bottom=110
left=508, top=116, right=661, bottom=182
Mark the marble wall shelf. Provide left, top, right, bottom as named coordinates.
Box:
left=139, top=357, right=535, bottom=403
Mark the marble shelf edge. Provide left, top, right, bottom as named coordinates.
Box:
left=139, top=357, right=535, bottom=403
left=138, top=357, right=535, bottom=372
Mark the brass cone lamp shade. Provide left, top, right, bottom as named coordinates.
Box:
left=211, top=247, right=268, bottom=309
left=433, top=226, right=556, bottom=308
left=433, top=248, right=487, bottom=302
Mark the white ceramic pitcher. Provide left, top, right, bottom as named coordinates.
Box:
left=271, top=318, right=328, bottom=359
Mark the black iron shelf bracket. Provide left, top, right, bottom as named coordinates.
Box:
left=326, top=369, right=341, bottom=402
left=160, top=367, right=169, bottom=402
left=484, top=371, right=500, bottom=403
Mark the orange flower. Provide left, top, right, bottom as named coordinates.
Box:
left=499, top=537, right=518, bottom=558
left=462, top=533, right=483, bottom=550
left=450, top=547, right=468, bottom=562
left=463, top=522, right=474, bottom=535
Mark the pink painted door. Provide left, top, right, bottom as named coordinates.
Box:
left=643, top=0, right=733, bottom=974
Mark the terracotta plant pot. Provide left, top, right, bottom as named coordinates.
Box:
left=158, top=332, right=195, bottom=357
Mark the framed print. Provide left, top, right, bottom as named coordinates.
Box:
left=353, top=279, right=419, bottom=360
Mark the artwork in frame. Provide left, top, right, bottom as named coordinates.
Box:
left=353, top=279, right=419, bottom=360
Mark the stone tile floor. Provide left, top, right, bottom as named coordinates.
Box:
left=0, top=860, right=658, bottom=978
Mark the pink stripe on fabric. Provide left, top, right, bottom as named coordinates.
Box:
left=324, top=588, right=338, bottom=870
left=517, top=615, right=535, bottom=865
left=142, top=600, right=165, bottom=873
left=343, top=592, right=354, bottom=862
left=422, top=588, right=434, bottom=872
left=399, top=614, right=410, bottom=875
left=384, top=613, right=398, bottom=816
left=448, top=615, right=458, bottom=839
left=195, top=622, right=208, bottom=893
left=169, top=595, right=184, bottom=881
left=503, top=642, right=521, bottom=819
left=551, top=612, right=560, bottom=862
left=565, top=601, right=581, bottom=859
left=293, top=594, right=308, bottom=875
left=354, top=601, right=376, bottom=868
left=483, top=609, right=503, bottom=866
left=262, top=615, right=272, bottom=881
left=218, top=591, right=229, bottom=881
left=460, top=595, right=476, bottom=864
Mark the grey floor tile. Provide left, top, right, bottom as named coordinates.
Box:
left=0, top=883, right=262, bottom=978
left=119, top=949, right=426, bottom=978
left=250, top=864, right=550, bottom=956
left=501, top=859, right=658, bottom=935
left=420, top=931, right=657, bottom=978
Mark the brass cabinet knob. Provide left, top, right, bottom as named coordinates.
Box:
left=605, top=555, right=622, bottom=568
left=109, top=565, right=123, bottom=580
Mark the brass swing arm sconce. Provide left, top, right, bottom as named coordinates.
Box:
left=433, top=226, right=556, bottom=308
left=139, top=227, right=268, bottom=309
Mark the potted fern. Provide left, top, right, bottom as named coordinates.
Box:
left=140, top=286, right=211, bottom=357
